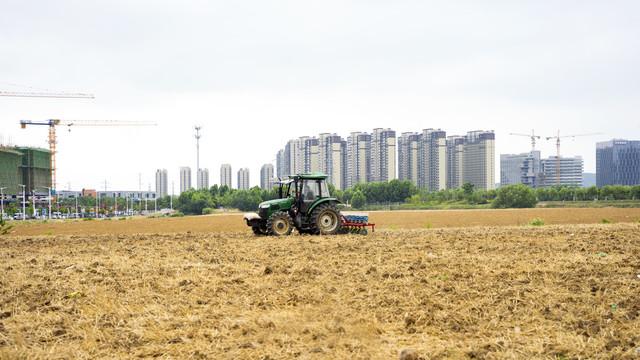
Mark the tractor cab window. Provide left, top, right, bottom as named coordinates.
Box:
left=302, top=180, right=320, bottom=201
left=320, top=181, right=329, bottom=198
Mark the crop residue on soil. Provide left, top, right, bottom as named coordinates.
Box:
left=1, top=222, right=640, bottom=358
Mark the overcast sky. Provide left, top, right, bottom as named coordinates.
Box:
left=1, top=1, right=638, bottom=192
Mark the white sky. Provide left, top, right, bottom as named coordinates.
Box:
left=1, top=1, right=638, bottom=191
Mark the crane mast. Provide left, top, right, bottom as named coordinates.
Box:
left=545, top=130, right=602, bottom=185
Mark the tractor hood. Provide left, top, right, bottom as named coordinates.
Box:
left=257, top=198, right=294, bottom=219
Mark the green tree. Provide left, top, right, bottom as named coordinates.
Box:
left=585, top=186, right=599, bottom=200
left=351, top=190, right=366, bottom=209
left=462, top=182, right=474, bottom=201
left=534, top=187, right=547, bottom=201
left=600, top=185, right=613, bottom=200
left=492, top=184, right=537, bottom=209
left=611, top=185, right=629, bottom=200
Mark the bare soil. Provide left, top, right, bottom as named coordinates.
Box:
left=1, top=209, right=640, bottom=359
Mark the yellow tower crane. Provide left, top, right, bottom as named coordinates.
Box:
left=19, top=119, right=156, bottom=198
left=545, top=130, right=602, bottom=185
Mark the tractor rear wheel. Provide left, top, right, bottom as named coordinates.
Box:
left=267, top=211, right=293, bottom=236
left=309, top=203, right=342, bottom=235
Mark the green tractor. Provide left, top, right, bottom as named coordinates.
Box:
left=243, top=172, right=342, bottom=236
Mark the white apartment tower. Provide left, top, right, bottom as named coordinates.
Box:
left=446, top=136, right=465, bottom=189
left=319, top=133, right=346, bottom=190
left=418, top=129, right=447, bottom=191
left=155, top=169, right=168, bottom=197
left=237, top=168, right=250, bottom=190
left=220, top=164, right=233, bottom=188
left=370, top=128, right=396, bottom=183
left=197, top=168, right=209, bottom=190
left=276, top=149, right=285, bottom=178
left=462, top=130, right=495, bottom=190
left=300, top=136, right=319, bottom=173
left=398, top=132, right=420, bottom=185
left=346, top=132, right=371, bottom=188
left=260, top=164, right=275, bottom=190
left=179, top=167, right=192, bottom=193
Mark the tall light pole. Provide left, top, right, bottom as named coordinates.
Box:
left=17, top=184, right=25, bottom=220
left=0, top=186, right=6, bottom=217
left=195, top=125, right=202, bottom=189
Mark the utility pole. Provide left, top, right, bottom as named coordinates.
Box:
left=195, top=125, right=202, bottom=189
left=0, top=187, right=6, bottom=217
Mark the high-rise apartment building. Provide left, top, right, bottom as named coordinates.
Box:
left=197, top=168, right=209, bottom=190
left=276, top=149, right=285, bottom=178
left=446, top=136, right=465, bottom=189
left=596, top=139, right=640, bottom=186
left=500, top=151, right=541, bottom=188
left=346, top=132, right=371, bottom=188
left=237, top=168, right=250, bottom=190
left=155, top=169, right=168, bottom=197
left=260, top=164, right=275, bottom=190
left=418, top=129, right=446, bottom=191
left=462, top=130, right=495, bottom=190
left=539, top=156, right=583, bottom=187
left=220, top=164, right=232, bottom=188
left=319, top=133, right=346, bottom=190
left=179, top=167, right=191, bottom=193
left=398, top=132, right=420, bottom=185
left=300, top=136, right=319, bottom=173
left=370, top=128, right=396, bottom=183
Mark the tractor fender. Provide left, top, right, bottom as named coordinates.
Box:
left=308, top=198, right=341, bottom=213
left=243, top=212, right=263, bottom=226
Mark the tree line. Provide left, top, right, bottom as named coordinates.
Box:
left=4, top=182, right=638, bottom=217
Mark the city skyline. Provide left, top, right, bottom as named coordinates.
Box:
left=2, top=2, right=638, bottom=190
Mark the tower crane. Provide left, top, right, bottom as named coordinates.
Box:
left=545, top=130, right=602, bottom=185
left=0, top=83, right=94, bottom=98
left=509, top=130, right=541, bottom=151
left=0, top=90, right=94, bottom=98
left=20, top=119, right=156, bottom=198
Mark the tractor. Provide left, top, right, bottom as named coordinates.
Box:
left=243, top=172, right=342, bottom=236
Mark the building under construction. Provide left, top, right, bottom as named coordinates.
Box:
left=0, top=146, right=51, bottom=199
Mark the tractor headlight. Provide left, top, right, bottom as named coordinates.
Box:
left=260, top=204, right=270, bottom=209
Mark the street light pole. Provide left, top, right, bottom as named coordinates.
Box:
left=17, top=184, right=25, bottom=220
left=0, top=186, right=6, bottom=217
left=40, top=186, right=52, bottom=220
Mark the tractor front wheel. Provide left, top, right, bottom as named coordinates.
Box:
left=252, top=222, right=268, bottom=235
left=310, top=203, right=342, bottom=235
left=267, top=211, right=293, bottom=236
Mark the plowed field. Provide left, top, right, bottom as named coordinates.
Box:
left=8, top=207, right=640, bottom=236
left=1, top=209, right=640, bottom=359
